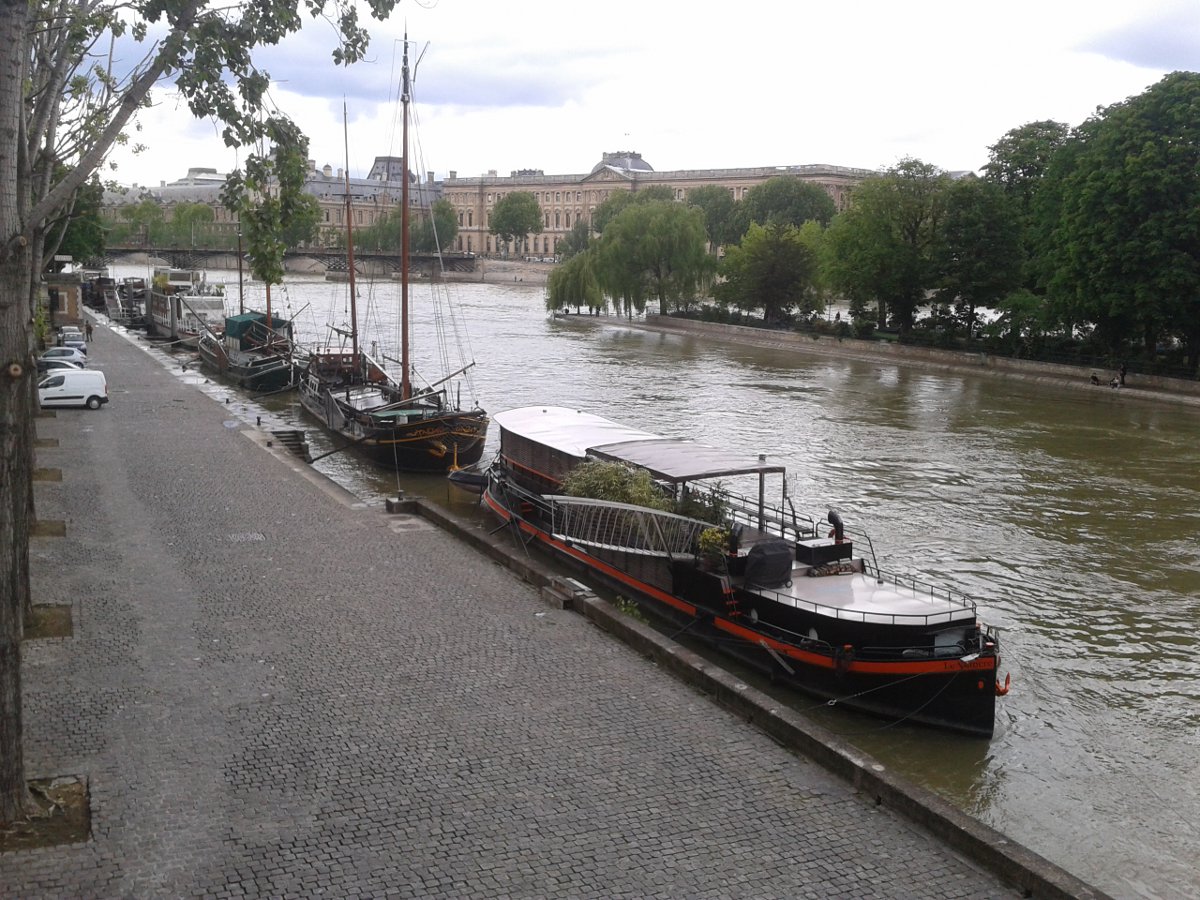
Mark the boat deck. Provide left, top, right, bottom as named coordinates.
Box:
left=733, top=559, right=975, bottom=627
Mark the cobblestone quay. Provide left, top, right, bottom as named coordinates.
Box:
left=7, top=320, right=1045, bottom=898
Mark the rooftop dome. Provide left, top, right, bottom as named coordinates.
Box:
left=590, top=151, right=654, bottom=175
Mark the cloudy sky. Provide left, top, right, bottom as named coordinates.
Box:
left=103, top=0, right=1199, bottom=188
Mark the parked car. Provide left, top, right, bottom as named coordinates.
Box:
left=61, top=337, right=88, bottom=354
left=36, top=357, right=84, bottom=375
left=39, top=347, right=88, bottom=366
left=37, top=369, right=108, bottom=410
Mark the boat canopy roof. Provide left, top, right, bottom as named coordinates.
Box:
left=224, top=311, right=290, bottom=338
left=494, top=406, right=786, bottom=484
left=590, top=438, right=785, bottom=483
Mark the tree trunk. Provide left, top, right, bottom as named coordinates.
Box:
left=0, top=245, right=35, bottom=825
left=0, top=0, right=34, bottom=826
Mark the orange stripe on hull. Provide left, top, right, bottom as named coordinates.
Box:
left=485, top=493, right=698, bottom=617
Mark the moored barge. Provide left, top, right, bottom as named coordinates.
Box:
left=483, top=406, right=1007, bottom=738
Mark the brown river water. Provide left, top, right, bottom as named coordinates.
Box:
left=115, top=266, right=1200, bottom=899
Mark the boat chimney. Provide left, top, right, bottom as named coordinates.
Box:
left=828, top=509, right=845, bottom=542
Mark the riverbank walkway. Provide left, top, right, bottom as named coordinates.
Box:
left=6, top=320, right=1044, bottom=897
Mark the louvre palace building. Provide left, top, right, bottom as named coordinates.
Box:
left=103, top=152, right=877, bottom=256
left=443, top=151, right=877, bottom=257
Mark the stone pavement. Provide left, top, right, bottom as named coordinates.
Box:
left=4, top=319, right=1024, bottom=898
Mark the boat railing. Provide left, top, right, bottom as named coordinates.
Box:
left=708, top=486, right=818, bottom=544
left=810, top=515, right=978, bottom=619
left=750, top=574, right=978, bottom=626
left=548, top=497, right=710, bottom=558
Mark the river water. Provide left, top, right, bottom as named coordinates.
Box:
left=112, top=265, right=1200, bottom=899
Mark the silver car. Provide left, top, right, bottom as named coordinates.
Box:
left=39, top=346, right=88, bottom=367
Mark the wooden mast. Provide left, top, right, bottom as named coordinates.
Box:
left=236, top=230, right=244, bottom=315
left=343, top=100, right=360, bottom=364
left=400, top=33, right=412, bottom=401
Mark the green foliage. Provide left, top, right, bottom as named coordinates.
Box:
left=221, top=116, right=311, bottom=285
left=560, top=461, right=672, bottom=511
left=52, top=177, right=106, bottom=264
left=278, top=192, right=321, bottom=248
left=489, top=191, right=542, bottom=254
left=122, top=199, right=164, bottom=228
left=823, top=158, right=949, bottom=332
left=172, top=201, right=215, bottom=228
left=547, top=251, right=604, bottom=313
left=675, top=485, right=728, bottom=526
left=1037, top=72, right=1200, bottom=365
left=934, top=178, right=1022, bottom=337
left=594, top=200, right=714, bottom=316
left=983, top=120, right=1070, bottom=214
left=733, top=176, right=837, bottom=240
left=32, top=303, right=50, bottom=348
left=354, top=208, right=401, bottom=253
left=590, top=185, right=675, bottom=234
left=697, top=526, right=732, bottom=562
left=983, top=120, right=1071, bottom=290
left=613, top=595, right=648, bottom=622
left=685, top=184, right=737, bottom=253
left=411, top=199, right=459, bottom=253
left=355, top=198, right=456, bottom=255
left=556, top=218, right=592, bottom=261
left=979, top=288, right=1049, bottom=356
left=716, top=222, right=819, bottom=325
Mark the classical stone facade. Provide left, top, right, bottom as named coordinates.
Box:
left=103, top=152, right=876, bottom=255
left=101, top=160, right=434, bottom=249
left=442, top=151, right=877, bottom=257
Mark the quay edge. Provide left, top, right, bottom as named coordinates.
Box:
left=410, top=494, right=1111, bottom=900
left=638, top=314, right=1200, bottom=408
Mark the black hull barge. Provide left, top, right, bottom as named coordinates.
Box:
left=483, top=406, right=1005, bottom=738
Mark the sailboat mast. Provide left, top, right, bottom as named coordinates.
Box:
left=236, top=230, right=244, bottom=315
left=400, top=35, right=412, bottom=401
left=343, top=101, right=360, bottom=363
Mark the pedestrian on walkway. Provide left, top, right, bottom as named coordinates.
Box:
left=85, top=321, right=94, bottom=341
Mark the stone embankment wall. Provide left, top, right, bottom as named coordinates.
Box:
left=643, top=316, right=1200, bottom=407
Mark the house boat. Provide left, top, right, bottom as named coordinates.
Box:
left=482, top=406, right=1007, bottom=738
left=147, top=268, right=225, bottom=348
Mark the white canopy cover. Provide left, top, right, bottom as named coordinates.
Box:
left=493, top=406, right=785, bottom=484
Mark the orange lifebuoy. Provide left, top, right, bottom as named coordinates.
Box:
left=995, top=673, right=1011, bottom=696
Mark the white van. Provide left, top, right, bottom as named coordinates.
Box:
left=38, top=369, right=108, bottom=410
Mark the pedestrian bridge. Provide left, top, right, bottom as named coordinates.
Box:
left=101, top=245, right=477, bottom=277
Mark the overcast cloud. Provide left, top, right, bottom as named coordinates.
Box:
left=104, top=0, right=1195, bottom=188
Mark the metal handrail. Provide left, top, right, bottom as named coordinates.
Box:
left=549, top=496, right=709, bottom=557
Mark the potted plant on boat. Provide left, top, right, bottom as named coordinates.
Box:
left=697, top=525, right=732, bottom=571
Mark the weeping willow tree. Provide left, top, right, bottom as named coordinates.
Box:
left=546, top=251, right=604, bottom=314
